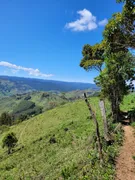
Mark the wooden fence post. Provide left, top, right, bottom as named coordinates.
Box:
left=99, top=100, right=110, bottom=142
left=84, top=93, right=103, bottom=162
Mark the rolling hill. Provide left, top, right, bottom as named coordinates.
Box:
left=0, top=76, right=99, bottom=97
left=0, top=94, right=126, bottom=179
left=0, top=89, right=98, bottom=118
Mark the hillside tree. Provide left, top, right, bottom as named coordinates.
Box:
left=2, top=132, right=18, bottom=154
left=0, top=112, right=12, bottom=126
left=80, top=0, right=135, bottom=122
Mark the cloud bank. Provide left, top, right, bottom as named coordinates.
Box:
left=0, top=61, right=53, bottom=78
left=65, top=9, right=108, bottom=32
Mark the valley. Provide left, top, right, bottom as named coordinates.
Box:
left=0, top=76, right=99, bottom=98
left=0, top=89, right=134, bottom=179
left=0, top=0, right=134, bottom=179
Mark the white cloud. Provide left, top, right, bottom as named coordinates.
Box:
left=98, top=18, right=108, bottom=26
left=65, top=9, right=107, bottom=32
left=65, top=9, right=97, bottom=31
left=0, top=61, right=53, bottom=78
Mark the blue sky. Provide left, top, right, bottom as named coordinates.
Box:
left=0, top=0, right=123, bottom=83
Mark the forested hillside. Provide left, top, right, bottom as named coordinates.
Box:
left=0, top=76, right=98, bottom=97
left=0, top=89, right=97, bottom=124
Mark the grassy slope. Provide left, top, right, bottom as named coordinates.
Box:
left=0, top=90, right=97, bottom=116
left=0, top=95, right=121, bottom=179
left=0, top=92, right=67, bottom=115
left=120, top=92, right=135, bottom=111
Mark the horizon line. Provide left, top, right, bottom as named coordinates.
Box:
left=0, top=75, right=95, bottom=84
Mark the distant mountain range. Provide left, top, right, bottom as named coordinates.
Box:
left=0, top=76, right=99, bottom=97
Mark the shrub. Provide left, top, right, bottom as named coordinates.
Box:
left=132, top=156, right=135, bottom=160
left=49, top=135, right=57, bottom=144
left=24, top=95, right=31, bottom=100
left=131, top=100, right=134, bottom=103
left=0, top=112, right=12, bottom=126
left=18, top=114, right=28, bottom=121
left=131, top=122, right=135, bottom=127
left=2, top=132, right=18, bottom=154
left=41, top=92, right=50, bottom=98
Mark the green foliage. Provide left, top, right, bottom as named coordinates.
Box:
left=0, top=95, right=124, bottom=179
left=41, top=92, right=50, bottom=98
left=0, top=90, right=99, bottom=125
left=103, top=12, right=127, bottom=53
left=132, top=156, right=135, bottom=160
left=80, top=42, right=105, bottom=72
left=131, top=122, right=135, bottom=127
left=96, top=52, right=135, bottom=99
left=13, top=100, right=35, bottom=114
left=95, top=51, right=135, bottom=122
left=18, top=114, right=28, bottom=122
left=2, top=132, right=18, bottom=154
left=0, top=125, right=9, bottom=135
left=104, top=0, right=135, bottom=51
left=116, top=0, right=125, bottom=2
left=121, top=93, right=135, bottom=111
left=0, top=112, right=12, bottom=126
left=80, top=0, right=135, bottom=122
left=24, top=95, right=31, bottom=100
left=61, top=163, right=77, bottom=179
left=0, top=97, right=102, bottom=179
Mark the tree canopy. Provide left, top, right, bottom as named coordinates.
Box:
left=80, top=0, right=135, bottom=122
left=104, top=0, right=135, bottom=51
left=80, top=42, right=105, bottom=72
left=0, top=112, right=12, bottom=126
left=2, top=132, right=18, bottom=154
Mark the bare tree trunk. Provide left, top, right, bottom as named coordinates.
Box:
left=111, top=98, right=115, bottom=120
left=8, top=146, right=11, bottom=154
left=99, top=100, right=110, bottom=142
left=111, top=88, right=121, bottom=123
left=84, top=93, right=103, bottom=162
left=116, top=92, right=120, bottom=122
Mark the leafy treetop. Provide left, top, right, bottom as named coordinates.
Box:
left=104, top=0, right=135, bottom=52
left=80, top=41, right=105, bottom=72
left=2, top=132, right=18, bottom=154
